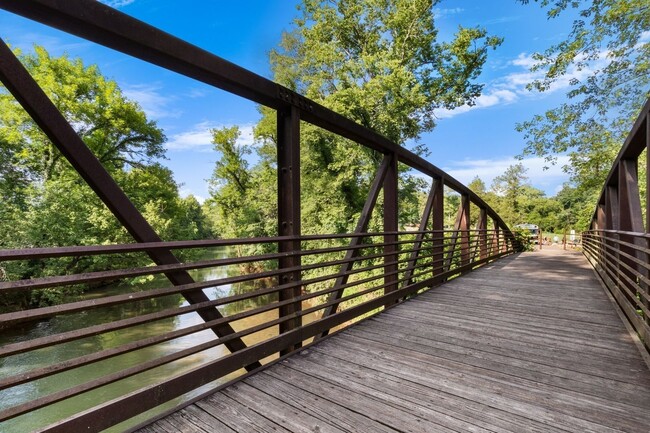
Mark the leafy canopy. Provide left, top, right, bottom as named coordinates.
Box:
left=272, top=0, right=503, bottom=144
left=209, top=0, right=503, bottom=240
left=0, top=46, right=210, bottom=309
left=516, top=0, right=650, bottom=190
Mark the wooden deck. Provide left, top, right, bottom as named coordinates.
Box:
left=137, top=248, right=650, bottom=433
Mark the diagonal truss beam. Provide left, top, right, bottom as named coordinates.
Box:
left=316, top=155, right=391, bottom=338
left=473, top=208, right=488, bottom=261
left=0, top=37, right=261, bottom=370
left=443, top=194, right=470, bottom=273
left=401, top=178, right=441, bottom=288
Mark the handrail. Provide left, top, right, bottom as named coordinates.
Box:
left=584, top=98, right=650, bottom=359
left=0, top=2, right=519, bottom=431
left=0, top=230, right=516, bottom=431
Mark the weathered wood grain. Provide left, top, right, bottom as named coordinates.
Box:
left=136, top=249, right=650, bottom=433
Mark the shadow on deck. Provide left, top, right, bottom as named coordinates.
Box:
left=136, top=249, right=650, bottom=433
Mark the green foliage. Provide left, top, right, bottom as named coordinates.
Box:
left=0, top=46, right=165, bottom=181
left=0, top=46, right=212, bottom=310
left=511, top=228, right=535, bottom=252
left=272, top=0, right=502, bottom=143
left=490, top=163, right=529, bottom=224
left=516, top=0, right=650, bottom=205
left=209, top=0, right=502, bottom=243
left=469, top=169, right=589, bottom=233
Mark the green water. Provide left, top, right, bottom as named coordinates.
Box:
left=0, top=248, right=278, bottom=433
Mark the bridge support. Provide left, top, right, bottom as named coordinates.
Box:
left=383, top=153, right=399, bottom=305
left=277, top=106, right=302, bottom=354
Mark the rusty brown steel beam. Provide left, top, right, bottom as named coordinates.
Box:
left=383, top=153, right=399, bottom=304
left=431, top=178, right=445, bottom=284
left=477, top=208, right=488, bottom=260
left=277, top=106, right=302, bottom=353
left=591, top=99, right=650, bottom=227
left=0, top=37, right=260, bottom=370
left=401, top=178, right=440, bottom=288
left=316, top=156, right=391, bottom=338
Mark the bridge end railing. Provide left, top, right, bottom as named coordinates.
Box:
left=583, top=98, right=650, bottom=360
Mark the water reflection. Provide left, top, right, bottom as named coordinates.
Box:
left=0, top=247, right=288, bottom=433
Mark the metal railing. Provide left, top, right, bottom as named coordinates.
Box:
left=0, top=1, right=518, bottom=431
left=0, top=229, right=515, bottom=432
left=584, top=98, right=650, bottom=358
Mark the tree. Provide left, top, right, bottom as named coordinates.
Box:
left=207, top=125, right=277, bottom=240
left=0, top=46, right=165, bottom=181
left=211, top=0, right=503, bottom=239
left=491, top=163, right=529, bottom=223
left=272, top=0, right=502, bottom=144
left=467, top=176, right=487, bottom=195
left=0, top=46, right=210, bottom=310
left=516, top=0, right=649, bottom=190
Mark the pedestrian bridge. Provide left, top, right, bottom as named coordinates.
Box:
left=0, top=2, right=649, bottom=432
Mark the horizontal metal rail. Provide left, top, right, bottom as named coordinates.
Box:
left=585, top=98, right=650, bottom=360
left=0, top=229, right=515, bottom=428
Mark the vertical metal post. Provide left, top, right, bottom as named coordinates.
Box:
left=401, top=179, right=437, bottom=288
left=646, top=114, right=650, bottom=327
left=596, top=203, right=606, bottom=270
left=431, top=178, right=444, bottom=283
left=617, top=160, right=643, bottom=310
left=493, top=220, right=500, bottom=254
left=596, top=203, right=606, bottom=230
left=277, top=106, right=301, bottom=354
left=384, top=153, right=398, bottom=304
left=459, top=195, right=470, bottom=267
left=477, top=208, right=488, bottom=260
left=605, top=184, right=620, bottom=286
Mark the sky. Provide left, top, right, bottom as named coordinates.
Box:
left=0, top=0, right=584, bottom=200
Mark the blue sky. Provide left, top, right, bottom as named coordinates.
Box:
left=0, top=0, right=583, bottom=199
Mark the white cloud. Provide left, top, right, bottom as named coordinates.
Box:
left=5, top=32, right=91, bottom=54
left=640, top=30, right=650, bottom=43
left=434, top=89, right=518, bottom=119
left=123, top=84, right=181, bottom=119
left=179, top=188, right=206, bottom=204
left=166, top=122, right=255, bottom=152
left=434, top=49, right=609, bottom=119
left=443, top=155, right=571, bottom=195
left=99, top=0, right=136, bottom=8
left=433, top=8, right=465, bottom=17
left=483, top=16, right=520, bottom=25
left=510, top=52, right=537, bottom=68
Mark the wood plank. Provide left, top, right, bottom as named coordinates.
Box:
left=353, top=320, right=650, bottom=394
left=196, top=391, right=290, bottom=433
left=376, top=309, right=642, bottom=364
left=308, top=338, right=641, bottom=432
left=385, top=306, right=639, bottom=355
left=408, top=296, right=627, bottom=335
left=248, top=370, right=406, bottom=433
left=339, top=328, right=650, bottom=411
left=271, top=356, right=511, bottom=433
left=135, top=250, right=650, bottom=433
left=279, top=353, right=564, bottom=433
left=221, top=381, right=346, bottom=433
left=296, top=347, right=608, bottom=433
left=365, top=315, right=650, bottom=385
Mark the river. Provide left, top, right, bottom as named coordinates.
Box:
left=0, top=247, right=303, bottom=432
